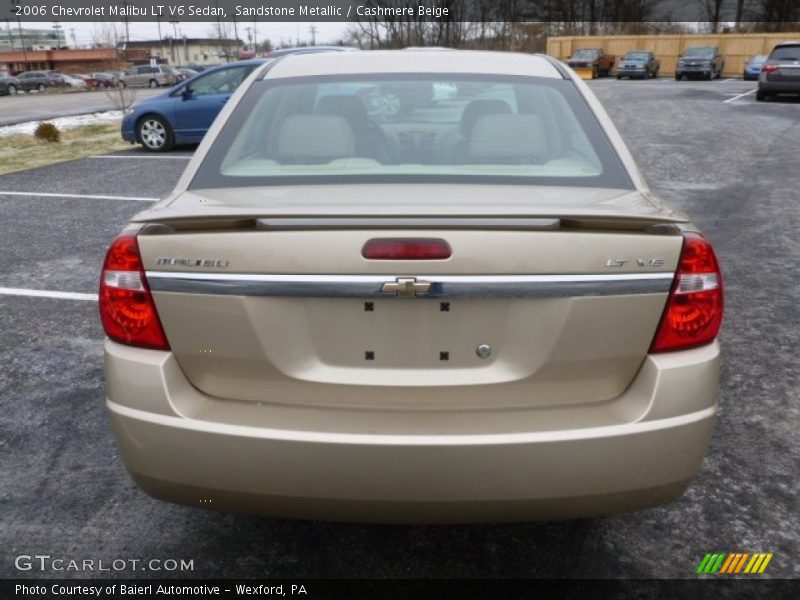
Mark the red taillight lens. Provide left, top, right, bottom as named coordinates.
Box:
left=99, top=231, right=169, bottom=350
left=362, top=238, right=452, bottom=260
left=650, top=233, right=723, bottom=353
left=761, top=64, right=779, bottom=73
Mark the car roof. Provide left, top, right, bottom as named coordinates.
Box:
left=201, top=58, right=268, bottom=73
left=266, top=46, right=358, bottom=57
left=262, top=49, right=563, bottom=80
left=774, top=41, right=800, bottom=47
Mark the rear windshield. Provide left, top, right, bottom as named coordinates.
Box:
left=190, top=74, right=631, bottom=190
left=770, top=45, right=800, bottom=61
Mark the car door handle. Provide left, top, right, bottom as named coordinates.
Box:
left=221, top=96, right=230, bottom=104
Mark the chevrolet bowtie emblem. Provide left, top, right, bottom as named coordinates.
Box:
left=381, top=277, right=432, bottom=298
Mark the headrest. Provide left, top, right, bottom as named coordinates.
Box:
left=459, top=99, right=512, bottom=137
left=468, top=114, right=548, bottom=162
left=276, top=114, right=355, bottom=163
left=316, top=94, right=369, bottom=124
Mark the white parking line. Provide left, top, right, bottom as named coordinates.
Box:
left=0, top=287, right=97, bottom=301
left=91, top=155, right=192, bottom=160
left=723, top=89, right=757, bottom=104
left=0, top=191, right=157, bottom=202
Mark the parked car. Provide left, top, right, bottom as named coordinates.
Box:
left=675, top=46, right=725, bottom=80
left=16, top=71, right=62, bottom=92
left=62, top=74, right=87, bottom=88
left=121, top=59, right=267, bottom=151
left=119, top=64, right=180, bottom=88
left=102, top=50, right=723, bottom=522
left=757, top=41, right=800, bottom=101
left=743, top=54, right=768, bottom=80
left=0, top=73, right=21, bottom=95
left=176, top=68, right=198, bottom=81
left=89, top=72, right=116, bottom=88
left=616, top=50, right=660, bottom=79
left=45, top=71, right=70, bottom=86
left=176, top=64, right=215, bottom=73
left=74, top=73, right=100, bottom=87
left=566, top=48, right=615, bottom=79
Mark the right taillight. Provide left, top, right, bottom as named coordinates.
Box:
left=650, top=232, right=723, bottom=353
left=99, top=230, right=169, bottom=351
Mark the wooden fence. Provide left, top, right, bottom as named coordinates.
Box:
left=547, top=33, right=800, bottom=77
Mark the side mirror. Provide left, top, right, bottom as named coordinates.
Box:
left=181, top=86, right=193, bottom=100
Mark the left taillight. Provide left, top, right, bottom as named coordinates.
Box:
left=99, top=230, right=169, bottom=350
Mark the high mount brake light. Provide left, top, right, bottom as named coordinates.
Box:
left=650, top=233, right=723, bottom=353
left=98, top=231, right=169, bottom=350
left=362, top=238, right=452, bottom=260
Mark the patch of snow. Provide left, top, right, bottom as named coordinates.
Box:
left=0, top=111, right=122, bottom=138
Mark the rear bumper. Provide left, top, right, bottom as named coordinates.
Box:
left=106, top=340, right=719, bottom=523
left=676, top=69, right=712, bottom=77
left=758, top=80, right=800, bottom=94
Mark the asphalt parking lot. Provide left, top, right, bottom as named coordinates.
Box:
left=1, top=77, right=797, bottom=580
left=0, top=88, right=162, bottom=126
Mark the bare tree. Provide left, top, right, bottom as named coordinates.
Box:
left=104, top=85, right=137, bottom=113
left=207, top=21, right=239, bottom=62
left=753, top=0, right=800, bottom=31
left=93, top=23, right=123, bottom=49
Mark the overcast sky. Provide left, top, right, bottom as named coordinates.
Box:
left=20, top=21, right=351, bottom=48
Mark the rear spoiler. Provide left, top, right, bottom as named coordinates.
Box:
left=137, top=214, right=687, bottom=235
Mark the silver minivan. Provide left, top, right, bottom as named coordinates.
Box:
left=120, top=65, right=179, bottom=88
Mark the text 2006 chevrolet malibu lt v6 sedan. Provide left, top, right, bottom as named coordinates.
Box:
left=100, top=50, right=723, bottom=523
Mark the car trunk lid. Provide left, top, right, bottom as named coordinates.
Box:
left=135, top=186, right=686, bottom=410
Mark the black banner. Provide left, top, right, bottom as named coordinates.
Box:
left=3, top=579, right=800, bottom=600
left=2, top=0, right=799, bottom=23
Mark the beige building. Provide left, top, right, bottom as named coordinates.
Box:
left=121, top=38, right=243, bottom=67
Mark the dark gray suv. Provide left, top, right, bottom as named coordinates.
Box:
left=675, top=46, right=725, bottom=80
left=757, top=42, right=800, bottom=101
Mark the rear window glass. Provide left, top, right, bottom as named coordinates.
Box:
left=770, top=45, right=800, bottom=61
left=191, top=74, right=631, bottom=190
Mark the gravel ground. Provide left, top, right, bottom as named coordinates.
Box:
left=0, top=77, right=797, bottom=581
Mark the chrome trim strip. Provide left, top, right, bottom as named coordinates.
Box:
left=146, top=271, right=674, bottom=299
